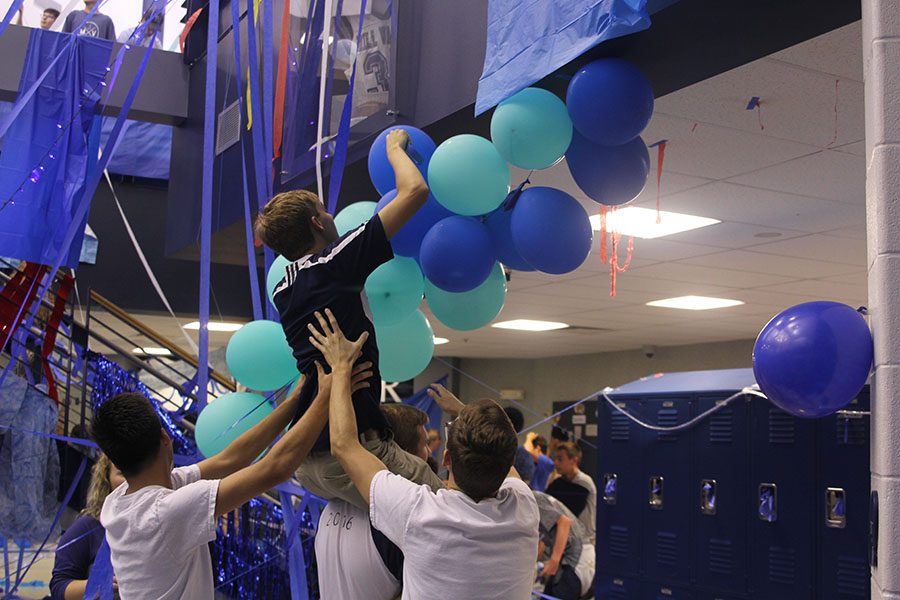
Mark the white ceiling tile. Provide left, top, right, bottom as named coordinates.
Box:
left=768, top=21, right=863, bottom=82
left=754, top=280, right=867, bottom=305
left=626, top=261, right=795, bottom=288
left=727, top=150, right=864, bottom=204
left=747, top=233, right=867, bottom=266
left=831, top=140, right=866, bottom=157
left=679, top=249, right=861, bottom=279
left=658, top=221, right=809, bottom=249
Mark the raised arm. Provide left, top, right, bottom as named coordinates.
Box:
left=308, top=309, right=387, bottom=504
left=377, top=129, right=429, bottom=240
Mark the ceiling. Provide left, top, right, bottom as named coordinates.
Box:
left=106, top=21, right=868, bottom=361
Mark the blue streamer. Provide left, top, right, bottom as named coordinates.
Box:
left=262, top=0, right=275, bottom=172
left=279, top=490, right=309, bottom=600
left=0, top=0, right=25, bottom=38
left=82, top=538, right=113, bottom=600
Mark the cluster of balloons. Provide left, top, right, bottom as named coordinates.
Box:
left=752, top=301, right=873, bottom=418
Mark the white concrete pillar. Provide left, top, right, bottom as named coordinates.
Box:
left=863, top=1, right=900, bottom=598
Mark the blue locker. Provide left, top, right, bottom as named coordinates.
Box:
left=816, top=387, right=870, bottom=600
left=596, top=574, right=640, bottom=600
left=692, top=395, right=749, bottom=596
left=597, top=396, right=645, bottom=577
left=642, top=581, right=694, bottom=600
left=640, top=397, right=693, bottom=586
left=749, top=402, right=816, bottom=600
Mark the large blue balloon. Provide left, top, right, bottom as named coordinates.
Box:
left=484, top=207, right=535, bottom=272
left=226, top=320, right=300, bottom=391
left=419, top=216, right=496, bottom=293
left=266, top=255, right=291, bottom=306
left=428, top=135, right=510, bottom=216
left=375, top=309, right=435, bottom=382
left=196, top=392, right=273, bottom=458
left=753, top=302, right=873, bottom=418
left=365, top=257, right=424, bottom=326
left=491, top=87, right=573, bottom=170
left=375, top=190, right=454, bottom=257
left=334, top=201, right=376, bottom=236
left=511, top=187, right=592, bottom=275
left=426, top=262, right=506, bottom=331
left=566, top=58, right=654, bottom=146
left=368, top=126, right=437, bottom=196
left=566, top=131, right=650, bottom=206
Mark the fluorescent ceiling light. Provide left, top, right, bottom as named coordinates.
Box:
left=133, top=347, right=172, bottom=356
left=433, top=337, right=450, bottom=345
left=491, top=319, right=569, bottom=332
left=646, top=296, right=744, bottom=310
left=589, top=207, right=720, bottom=239
left=184, top=321, right=244, bottom=332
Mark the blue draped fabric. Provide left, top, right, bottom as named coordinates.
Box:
left=99, top=119, right=172, bottom=180
left=0, top=30, right=113, bottom=267
left=475, top=0, right=651, bottom=115
left=402, top=376, right=449, bottom=432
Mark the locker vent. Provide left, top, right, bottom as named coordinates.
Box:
left=610, top=411, right=630, bottom=442
left=609, top=526, right=629, bottom=559
left=767, top=545, right=796, bottom=584
left=657, top=408, right=679, bottom=442
left=836, top=555, right=868, bottom=598
left=708, top=538, right=733, bottom=575
left=606, top=585, right=629, bottom=600
left=835, top=416, right=868, bottom=446
left=215, top=99, right=241, bottom=156
left=768, top=409, right=796, bottom=444
left=709, top=408, right=734, bottom=444
left=656, top=531, right=678, bottom=567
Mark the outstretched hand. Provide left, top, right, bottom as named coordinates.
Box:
left=426, top=383, right=465, bottom=417
left=386, top=128, right=410, bottom=151
left=315, top=359, right=374, bottom=395
left=307, top=309, right=369, bottom=370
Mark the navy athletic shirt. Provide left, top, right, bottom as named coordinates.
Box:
left=273, top=215, right=393, bottom=451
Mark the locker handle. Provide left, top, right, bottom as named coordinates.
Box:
left=602, top=473, right=617, bottom=505
left=649, top=475, right=664, bottom=510
left=826, top=487, right=846, bottom=529
left=759, top=483, right=777, bottom=522
left=700, top=479, right=717, bottom=515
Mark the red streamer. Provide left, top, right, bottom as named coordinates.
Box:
left=827, top=78, right=839, bottom=147
left=654, top=141, right=666, bottom=224
left=599, top=205, right=608, bottom=263
left=272, top=0, right=291, bottom=163
left=179, top=8, right=204, bottom=55
left=756, top=101, right=765, bottom=131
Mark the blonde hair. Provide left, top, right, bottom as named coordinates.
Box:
left=81, top=454, right=115, bottom=519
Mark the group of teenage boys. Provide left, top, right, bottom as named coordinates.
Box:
left=90, top=130, right=595, bottom=599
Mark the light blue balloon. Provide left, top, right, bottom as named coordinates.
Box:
left=225, top=320, right=299, bottom=391
left=266, top=255, right=291, bottom=307
left=428, top=134, right=510, bottom=216
left=375, top=309, right=434, bottom=382
left=491, top=88, right=573, bottom=170
left=195, top=392, right=273, bottom=458
left=365, top=257, right=424, bottom=326
left=335, top=201, right=377, bottom=236
left=425, top=262, right=506, bottom=331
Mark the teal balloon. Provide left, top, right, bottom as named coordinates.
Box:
left=226, top=320, right=299, bottom=391
left=428, top=134, right=510, bottom=216
left=365, top=257, right=424, bottom=326
left=375, top=309, right=434, bottom=382
left=335, top=201, right=377, bottom=236
left=266, top=255, right=291, bottom=306
left=195, top=392, right=273, bottom=458
left=425, top=262, right=506, bottom=331
left=491, top=88, right=573, bottom=170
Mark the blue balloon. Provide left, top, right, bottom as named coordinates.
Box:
left=375, top=309, right=435, bottom=382
left=566, top=131, right=650, bottom=206
left=420, top=216, right=496, bottom=293
left=368, top=126, right=436, bottom=196
left=334, top=201, right=377, bottom=236
left=511, top=187, right=592, bottom=275
left=196, top=392, right=273, bottom=458
left=753, top=302, right=873, bottom=418
left=226, top=320, right=299, bottom=391
left=566, top=58, right=654, bottom=146
left=365, top=257, right=424, bottom=326
left=266, top=255, right=291, bottom=307
left=428, top=135, right=510, bottom=216
left=491, top=87, right=573, bottom=170
left=426, top=262, right=506, bottom=331
left=375, top=190, right=454, bottom=257
left=484, top=207, right=535, bottom=272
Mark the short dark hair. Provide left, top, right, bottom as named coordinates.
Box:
left=91, top=393, right=163, bottom=477
left=533, top=435, right=548, bottom=454
left=380, top=404, right=428, bottom=456
left=555, top=441, right=582, bottom=462
left=43, top=8, right=59, bottom=17
left=503, top=406, right=524, bottom=433
left=254, top=190, right=321, bottom=260
left=447, top=399, right=517, bottom=502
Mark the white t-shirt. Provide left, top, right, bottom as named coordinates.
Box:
left=100, top=465, right=219, bottom=600
left=315, top=499, right=401, bottom=600
left=369, top=471, right=539, bottom=600
left=572, top=471, right=597, bottom=541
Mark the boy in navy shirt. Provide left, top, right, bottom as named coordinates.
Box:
left=255, top=129, right=442, bottom=507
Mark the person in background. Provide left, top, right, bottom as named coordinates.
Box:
left=546, top=441, right=596, bottom=543
left=50, top=454, right=123, bottom=600
left=117, top=8, right=163, bottom=48
left=40, top=8, right=60, bottom=29
left=62, top=0, right=115, bottom=40
left=525, top=432, right=555, bottom=492
left=503, top=406, right=536, bottom=485
left=534, top=491, right=595, bottom=600
left=426, top=428, right=441, bottom=457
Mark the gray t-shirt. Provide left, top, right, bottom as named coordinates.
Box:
left=534, top=491, right=587, bottom=570
left=62, top=10, right=116, bottom=40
